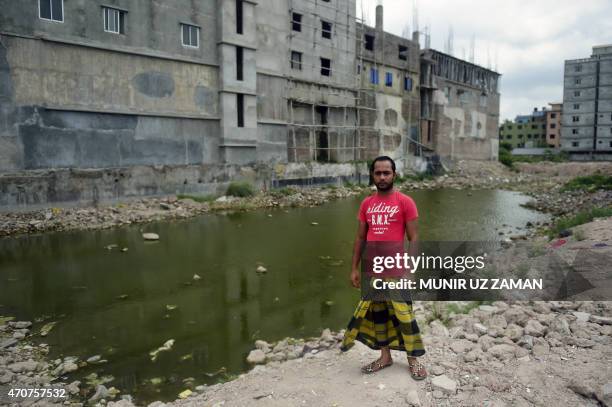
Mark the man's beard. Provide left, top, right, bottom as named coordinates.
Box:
left=375, top=180, right=394, bottom=191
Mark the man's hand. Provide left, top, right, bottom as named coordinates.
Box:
left=350, top=268, right=361, bottom=288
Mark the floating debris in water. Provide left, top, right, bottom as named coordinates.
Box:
left=324, top=300, right=335, bottom=306
left=150, top=339, right=175, bottom=362
left=311, top=222, right=319, bottom=226
left=149, top=377, right=163, bottom=386
left=204, top=367, right=227, bottom=377
left=40, top=321, right=57, bottom=337
left=142, top=233, right=160, bottom=241
left=85, top=372, right=115, bottom=386
left=166, top=304, right=178, bottom=311
left=178, top=389, right=193, bottom=399
left=273, top=297, right=280, bottom=302
left=120, top=247, right=128, bottom=252
left=193, top=274, right=201, bottom=281
left=105, top=244, right=119, bottom=251
left=179, top=353, right=193, bottom=362
left=318, top=255, right=332, bottom=260
left=117, top=294, right=128, bottom=300
left=256, top=265, right=267, bottom=273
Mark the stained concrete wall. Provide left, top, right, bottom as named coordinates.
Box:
left=420, top=49, right=500, bottom=161
left=0, top=0, right=218, bottom=65
left=3, top=36, right=218, bottom=118
left=0, top=35, right=220, bottom=173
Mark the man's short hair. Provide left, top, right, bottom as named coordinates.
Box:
left=370, top=156, right=396, bottom=173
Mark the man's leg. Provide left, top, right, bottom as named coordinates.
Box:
left=380, top=346, right=392, bottom=364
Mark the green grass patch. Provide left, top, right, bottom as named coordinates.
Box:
left=226, top=182, right=255, bottom=197
left=176, top=194, right=216, bottom=203
left=560, top=174, right=612, bottom=192
left=269, top=187, right=296, bottom=197
left=497, top=143, right=568, bottom=168
left=548, top=206, right=612, bottom=238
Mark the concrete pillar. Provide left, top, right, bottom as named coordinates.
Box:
left=375, top=5, right=383, bottom=31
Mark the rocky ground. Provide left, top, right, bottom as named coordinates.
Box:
left=151, top=298, right=612, bottom=407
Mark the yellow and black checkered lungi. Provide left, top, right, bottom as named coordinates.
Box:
left=341, top=300, right=425, bottom=357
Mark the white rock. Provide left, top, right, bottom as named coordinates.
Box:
left=488, top=314, right=508, bottom=329
left=429, top=320, right=449, bottom=337
left=431, top=375, right=457, bottom=395
left=320, top=328, right=334, bottom=342
left=254, top=340, right=271, bottom=352
left=478, top=305, right=498, bottom=313
left=572, top=311, right=590, bottom=323
left=487, top=344, right=517, bottom=360
left=246, top=349, right=266, bottom=364
left=431, top=365, right=445, bottom=376
left=532, top=338, right=550, bottom=357
left=405, top=389, right=421, bottom=406
left=450, top=339, right=473, bottom=354
left=503, top=324, right=524, bottom=342
left=90, top=385, right=109, bottom=402
left=524, top=319, right=546, bottom=337
left=504, top=308, right=528, bottom=326
left=142, top=233, right=159, bottom=241
left=473, top=323, right=488, bottom=335
left=549, top=316, right=571, bottom=335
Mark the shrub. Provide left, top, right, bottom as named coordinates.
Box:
left=548, top=206, right=612, bottom=238
left=177, top=194, right=216, bottom=203
left=226, top=182, right=255, bottom=197
left=560, top=174, right=612, bottom=192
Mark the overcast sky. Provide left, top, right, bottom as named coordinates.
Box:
left=357, top=0, right=612, bottom=121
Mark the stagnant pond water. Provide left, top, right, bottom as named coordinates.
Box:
left=0, top=189, right=548, bottom=402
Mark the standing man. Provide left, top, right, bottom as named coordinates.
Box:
left=341, top=156, right=427, bottom=380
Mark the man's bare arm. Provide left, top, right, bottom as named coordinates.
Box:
left=406, top=219, right=419, bottom=257
left=350, top=221, right=368, bottom=288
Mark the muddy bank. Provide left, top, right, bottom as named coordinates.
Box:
left=1, top=161, right=610, bottom=238
left=0, top=186, right=363, bottom=238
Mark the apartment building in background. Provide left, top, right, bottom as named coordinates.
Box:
left=546, top=103, right=562, bottom=148
left=562, top=45, right=612, bottom=160
left=499, top=107, right=548, bottom=149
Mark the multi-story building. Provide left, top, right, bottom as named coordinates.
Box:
left=355, top=7, right=420, bottom=163
left=562, top=45, right=612, bottom=159
left=420, top=49, right=501, bottom=161
left=498, top=108, right=548, bottom=149
left=0, top=0, right=501, bottom=207
left=546, top=102, right=562, bottom=148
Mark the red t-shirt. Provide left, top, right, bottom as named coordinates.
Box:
left=358, top=190, right=418, bottom=241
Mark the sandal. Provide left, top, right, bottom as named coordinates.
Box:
left=361, top=358, right=393, bottom=374
left=407, top=358, right=427, bottom=380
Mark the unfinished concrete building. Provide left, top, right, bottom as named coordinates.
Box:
left=420, top=49, right=501, bottom=161
left=562, top=45, right=612, bottom=160
left=256, top=0, right=359, bottom=165
left=355, top=5, right=421, bottom=167
left=0, top=1, right=500, bottom=208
